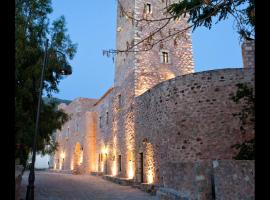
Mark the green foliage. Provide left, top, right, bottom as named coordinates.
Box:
left=43, top=97, right=72, bottom=106
left=231, top=83, right=255, bottom=126
left=231, top=83, right=255, bottom=160
left=232, top=138, right=254, bottom=160
left=167, top=0, right=255, bottom=40
left=15, top=0, right=77, bottom=166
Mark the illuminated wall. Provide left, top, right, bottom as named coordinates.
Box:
left=134, top=68, right=255, bottom=185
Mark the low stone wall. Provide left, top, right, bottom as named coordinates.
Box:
left=213, top=160, right=254, bottom=200
left=102, top=175, right=133, bottom=186
left=159, top=161, right=213, bottom=200
left=156, top=160, right=254, bottom=200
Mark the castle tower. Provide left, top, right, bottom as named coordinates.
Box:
left=115, top=0, right=194, bottom=96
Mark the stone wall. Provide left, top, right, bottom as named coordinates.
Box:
left=135, top=68, right=254, bottom=184
left=54, top=98, right=97, bottom=172
left=213, top=160, right=254, bottom=200
left=159, top=161, right=213, bottom=200
left=156, top=160, right=254, bottom=200
left=115, top=0, right=194, bottom=96
left=242, top=39, right=255, bottom=68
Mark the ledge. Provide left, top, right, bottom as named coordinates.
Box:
left=102, top=175, right=133, bottom=186
left=156, top=187, right=189, bottom=200
left=48, top=169, right=72, bottom=174
left=90, top=171, right=104, bottom=176
left=139, top=183, right=158, bottom=195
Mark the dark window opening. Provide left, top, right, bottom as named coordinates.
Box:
left=99, top=116, right=102, bottom=128
left=118, top=94, right=122, bottom=108
left=146, top=3, right=152, bottom=14
left=162, top=52, right=169, bottom=63
left=140, top=152, right=144, bottom=183
left=118, top=155, right=122, bottom=172
left=106, top=112, right=109, bottom=124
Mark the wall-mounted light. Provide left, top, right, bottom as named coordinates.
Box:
left=60, top=152, right=65, bottom=159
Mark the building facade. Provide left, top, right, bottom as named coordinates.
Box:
left=53, top=0, right=254, bottom=198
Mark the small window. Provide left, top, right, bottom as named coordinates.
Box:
left=118, top=155, right=122, bottom=172
left=146, top=3, right=152, bottom=14
left=99, top=116, right=102, bottom=128
left=118, top=94, right=122, bottom=107
left=106, top=112, right=109, bottom=124
left=162, top=52, right=169, bottom=63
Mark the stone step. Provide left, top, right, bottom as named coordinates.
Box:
left=48, top=169, right=72, bottom=174
left=139, top=183, right=158, bottom=196
left=90, top=171, right=104, bottom=176
left=102, top=175, right=133, bottom=186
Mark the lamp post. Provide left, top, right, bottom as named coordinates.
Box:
left=25, top=39, right=72, bottom=200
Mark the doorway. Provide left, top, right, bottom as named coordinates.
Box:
left=118, top=155, right=121, bottom=172
left=140, top=152, right=143, bottom=183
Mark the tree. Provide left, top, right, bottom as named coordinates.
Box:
left=15, top=0, right=77, bottom=166
left=167, top=0, right=254, bottom=39
left=231, top=83, right=255, bottom=160
left=104, top=0, right=254, bottom=56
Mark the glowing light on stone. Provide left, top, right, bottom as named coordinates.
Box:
left=112, top=160, right=117, bottom=176
left=165, top=72, right=176, bottom=80
left=128, top=160, right=134, bottom=179
left=101, top=162, right=104, bottom=172
left=102, top=147, right=108, bottom=154
left=70, top=160, right=74, bottom=170
left=147, top=171, right=154, bottom=184
left=145, top=142, right=155, bottom=184
left=79, top=151, right=83, bottom=165
left=60, top=152, right=65, bottom=159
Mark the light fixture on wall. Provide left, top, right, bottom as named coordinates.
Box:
left=60, top=152, right=65, bottom=159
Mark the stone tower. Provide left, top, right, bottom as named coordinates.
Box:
left=115, top=0, right=194, bottom=96
left=242, top=39, right=255, bottom=68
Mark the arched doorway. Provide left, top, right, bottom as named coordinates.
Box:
left=73, top=142, right=83, bottom=173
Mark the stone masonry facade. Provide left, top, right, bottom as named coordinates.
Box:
left=53, top=0, right=255, bottom=199
left=242, top=39, right=255, bottom=68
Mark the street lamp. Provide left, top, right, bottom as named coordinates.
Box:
left=25, top=39, right=72, bottom=200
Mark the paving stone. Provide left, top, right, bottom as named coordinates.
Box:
left=20, top=171, right=157, bottom=200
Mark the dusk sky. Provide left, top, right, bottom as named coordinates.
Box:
left=48, top=1, right=243, bottom=101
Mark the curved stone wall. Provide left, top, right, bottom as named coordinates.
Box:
left=134, top=68, right=254, bottom=184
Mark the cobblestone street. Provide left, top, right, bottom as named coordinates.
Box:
left=20, top=171, right=157, bottom=200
